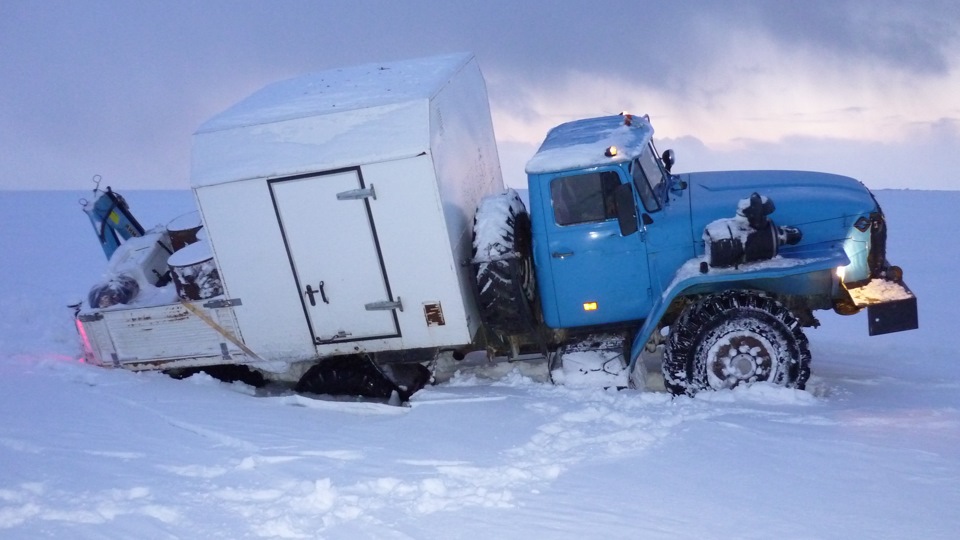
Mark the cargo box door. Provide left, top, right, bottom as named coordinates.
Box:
left=271, top=169, right=400, bottom=344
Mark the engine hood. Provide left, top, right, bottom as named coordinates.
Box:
left=683, top=170, right=879, bottom=236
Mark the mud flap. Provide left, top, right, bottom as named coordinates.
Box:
left=867, top=291, right=918, bottom=336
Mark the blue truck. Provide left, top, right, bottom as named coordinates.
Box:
left=473, top=113, right=917, bottom=396
left=76, top=54, right=917, bottom=400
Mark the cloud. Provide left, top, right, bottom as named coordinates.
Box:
left=745, top=0, right=960, bottom=75
left=488, top=17, right=960, bottom=146
left=658, top=116, right=960, bottom=190
left=1, top=0, right=958, bottom=190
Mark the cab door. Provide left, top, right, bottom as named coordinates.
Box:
left=538, top=169, right=652, bottom=328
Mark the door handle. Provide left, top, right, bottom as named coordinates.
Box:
left=318, top=281, right=329, bottom=304
left=552, top=251, right=574, bottom=259
left=304, top=282, right=330, bottom=306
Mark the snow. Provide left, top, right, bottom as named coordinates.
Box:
left=848, top=278, right=914, bottom=305
left=191, top=53, right=480, bottom=188
left=196, top=53, right=473, bottom=134
left=166, top=210, right=202, bottom=233
left=1, top=188, right=959, bottom=538
left=471, top=188, right=525, bottom=262
left=665, top=254, right=826, bottom=300
left=100, top=229, right=171, bottom=290
left=166, top=238, right=211, bottom=267
left=525, top=115, right=654, bottom=174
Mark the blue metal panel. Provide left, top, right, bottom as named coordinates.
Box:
left=626, top=249, right=850, bottom=377
left=532, top=167, right=653, bottom=327
left=83, top=188, right=145, bottom=259
left=686, top=170, right=877, bottom=237
left=644, top=173, right=696, bottom=297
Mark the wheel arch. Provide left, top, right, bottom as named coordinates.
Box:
left=626, top=252, right=846, bottom=386
left=661, top=289, right=812, bottom=395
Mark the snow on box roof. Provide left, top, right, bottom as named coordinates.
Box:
left=525, top=115, right=654, bottom=175
left=197, top=52, right=473, bottom=133
left=191, top=53, right=475, bottom=187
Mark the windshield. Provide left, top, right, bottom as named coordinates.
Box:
left=631, top=147, right=662, bottom=212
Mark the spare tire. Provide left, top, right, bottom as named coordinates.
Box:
left=472, top=189, right=536, bottom=336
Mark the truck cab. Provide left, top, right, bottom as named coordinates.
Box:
left=509, top=113, right=917, bottom=394
left=525, top=114, right=691, bottom=329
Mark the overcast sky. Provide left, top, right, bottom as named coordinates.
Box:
left=2, top=0, right=958, bottom=191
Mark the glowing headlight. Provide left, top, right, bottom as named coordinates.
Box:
left=836, top=265, right=846, bottom=280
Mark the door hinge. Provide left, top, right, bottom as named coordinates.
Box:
left=365, top=297, right=403, bottom=312
left=336, top=185, right=376, bottom=201
left=315, top=330, right=352, bottom=344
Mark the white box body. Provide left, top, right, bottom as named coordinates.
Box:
left=180, top=53, right=504, bottom=365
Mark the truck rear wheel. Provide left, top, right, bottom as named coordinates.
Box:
left=472, top=189, right=536, bottom=336
left=663, top=290, right=811, bottom=396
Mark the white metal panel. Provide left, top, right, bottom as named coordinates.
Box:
left=191, top=54, right=476, bottom=189
left=192, top=100, right=429, bottom=188
left=193, top=181, right=317, bottom=362
left=189, top=53, right=503, bottom=361
left=80, top=303, right=246, bottom=366
left=428, top=56, right=504, bottom=340
left=110, top=304, right=241, bottom=362
left=271, top=169, right=399, bottom=344
left=346, top=155, right=473, bottom=350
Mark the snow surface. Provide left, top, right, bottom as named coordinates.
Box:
left=1, top=189, right=959, bottom=539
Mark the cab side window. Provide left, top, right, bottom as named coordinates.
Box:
left=551, top=171, right=621, bottom=226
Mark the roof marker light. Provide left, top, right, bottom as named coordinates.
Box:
left=605, top=146, right=618, bottom=157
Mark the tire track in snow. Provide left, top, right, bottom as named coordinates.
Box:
left=0, top=483, right=179, bottom=529
left=0, top=368, right=828, bottom=538
left=190, top=374, right=731, bottom=537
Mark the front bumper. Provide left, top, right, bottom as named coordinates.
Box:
left=842, top=201, right=918, bottom=336
left=846, top=277, right=918, bottom=336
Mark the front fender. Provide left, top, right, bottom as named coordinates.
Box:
left=627, top=248, right=849, bottom=387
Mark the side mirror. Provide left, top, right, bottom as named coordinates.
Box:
left=661, top=149, right=676, bottom=173
left=614, top=183, right=638, bottom=236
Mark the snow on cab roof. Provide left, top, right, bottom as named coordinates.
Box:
left=525, top=114, right=654, bottom=175
left=196, top=52, right=474, bottom=134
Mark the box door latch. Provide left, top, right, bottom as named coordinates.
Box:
left=336, top=185, right=376, bottom=201
left=365, top=298, right=403, bottom=312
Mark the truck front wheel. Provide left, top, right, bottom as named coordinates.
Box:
left=662, top=290, right=811, bottom=396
